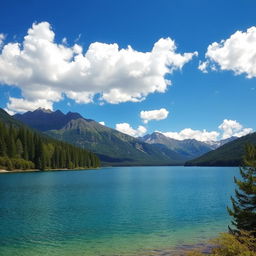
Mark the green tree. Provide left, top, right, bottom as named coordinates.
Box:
left=6, top=157, right=13, bottom=171
left=7, top=136, right=16, bottom=158
left=0, top=119, right=100, bottom=170
left=0, top=137, right=7, bottom=156
left=16, top=139, right=23, bottom=158
left=227, top=144, right=256, bottom=237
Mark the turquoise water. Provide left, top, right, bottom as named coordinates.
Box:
left=0, top=166, right=238, bottom=256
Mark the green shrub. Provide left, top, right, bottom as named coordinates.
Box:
left=0, top=156, right=35, bottom=170
left=186, top=232, right=256, bottom=256
left=211, top=232, right=256, bottom=256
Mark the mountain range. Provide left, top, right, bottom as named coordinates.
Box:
left=14, top=108, right=83, bottom=131
left=11, top=108, right=241, bottom=166
left=185, top=132, right=256, bottom=166
left=140, top=132, right=236, bottom=160
left=14, top=109, right=185, bottom=166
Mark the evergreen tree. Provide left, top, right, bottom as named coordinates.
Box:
left=228, top=144, right=256, bottom=237
left=7, top=136, right=16, bottom=158
left=0, top=119, right=100, bottom=170
left=16, top=139, right=23, bottom=158
left=0, top=137, right=7, bottom=156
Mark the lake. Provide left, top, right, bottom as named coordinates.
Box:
left=0, top=166, right=239, bottom=256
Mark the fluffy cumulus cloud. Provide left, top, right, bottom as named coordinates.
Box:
left=199, top=26, right=256, bottom=77
left=140, top=108, right=169, bottom=123
left=115, top=123, right=147, bottom=137
left=160, top=128, right=220, bottom=142
left=6, top=97, right=53, bottom=114
left=0, top=22, right=197, bottom=113
left=159, top=119, right=253, bottom=142
left=218, top=119, right=253, bottom=139
left=198, top=60, right=209, bottom=73
left=99, top=121, right=105, bottom=126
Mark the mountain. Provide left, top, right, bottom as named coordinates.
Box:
left=13, top=108, right=239, bottom=166
left=141, top=132, right=212, bottom=159
left=0, top=108, right=100, bottom=170
left=140, top=132, right=235, bottom=160
left=185, top=132, right=256, bottom=166
left=13, top=109, right=188, bottom=166
left=0, top=108, right=23, bottom=127
left=14, top=108, right=83, bottom=131
left=46, top=118, right=187, bottom=166
left=204, top=136, right=237, bottom=149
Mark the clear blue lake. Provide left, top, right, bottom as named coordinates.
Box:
left=0, top=166, right=239, bottom=256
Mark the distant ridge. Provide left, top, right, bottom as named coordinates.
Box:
left=46, top=118, right=188, bottom=166
left=185, top=132, right=256, bottom=166
left=140, top=132, right=235, bottom=160
left=13, top=108, right=243, bottom=167
left=14, top=108, right=83, bottom=131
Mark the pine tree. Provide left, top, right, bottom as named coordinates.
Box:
left=16, top=139, right=23, bottom=158
left=0, top=119, right=100, bottom=170
left=0, top=137, right=7, bottom=156
left=227, top=144, right=256, bottom=237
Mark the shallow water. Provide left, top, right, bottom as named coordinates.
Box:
left=0, top=166, right=238, bottom=256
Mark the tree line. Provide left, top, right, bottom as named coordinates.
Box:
left=0, top=121, right=100, bottom=170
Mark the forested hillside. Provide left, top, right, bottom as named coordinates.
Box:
left=185, top=132, right=256, bottom=166
left=0, top=120, right=100, bottom=171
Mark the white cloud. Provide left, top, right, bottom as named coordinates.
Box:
left=158, top=119, right=253, bottom=142
left=160, top=128, right=220, bottom=142
left=140, top=108, right=169, bottom=124
left=0, top=22, right=197, bottom=113
left=99, top=121, right=105, bottom=126
left=199, top=26, right=256, bottom=78
left=6, top=97, right=53, bottom=114
left=198, top=60, right=208, bottom=73
left=218, top=119, right=253, bottom=139
left=233, top=128, right=253, bottom=138
left=115, top=123, right=147, bottom=137
left=65, top=91, right=94, bottom=103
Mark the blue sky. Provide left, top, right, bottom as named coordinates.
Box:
left=0, top=0, right=256, bottom=141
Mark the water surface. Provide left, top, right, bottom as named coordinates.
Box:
left=0, top=166, right=238, bottom=255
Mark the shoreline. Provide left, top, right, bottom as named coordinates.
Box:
left=126, top=241, right=214, bottom=256
left=0, top=167, right=100, bottom=174
left=0, top=169, right=40, bottom=174
left=0, top=165, right=236, bottom=174
left=141, top=242, right=213, bottom=256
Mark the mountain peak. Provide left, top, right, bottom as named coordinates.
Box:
left=151, top=131, right=163, bottom=136
left=13, top=109, right=85, bottom=131
left=142, top=132, right=174, bottom=143
left=34, top=107, right=53, bottom=113
left=150, top=132, right=166, bottom=139
left=66, top=111, right=83, bottom=119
